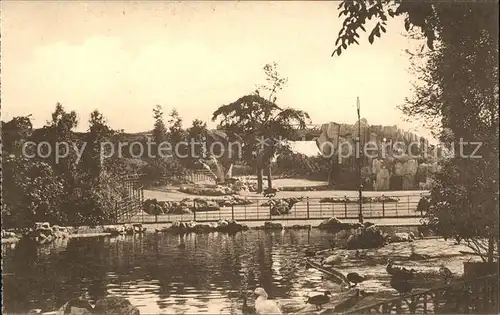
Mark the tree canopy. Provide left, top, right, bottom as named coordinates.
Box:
left=334, top=0, right=499, bottom=261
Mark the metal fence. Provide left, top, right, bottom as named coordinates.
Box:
left=128, top=194, right=427, bottom=224
left=340, top=273, right=498, bottom=314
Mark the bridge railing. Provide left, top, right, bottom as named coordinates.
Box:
left=338, top=273, right=498, bottom=314
left=128, top=194, right=426, bottom=224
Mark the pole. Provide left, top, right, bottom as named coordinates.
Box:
left=357, top=97, right=364, bottom=224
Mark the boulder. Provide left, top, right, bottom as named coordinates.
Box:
left=2, top=230, right=18, bottom=238
left=402, top=174, right=415, bottom=190
left=256, top=222, right=283, bottom=230
left=103, top=225, right=125, bottom=236
left=193, top=223, right=216, bottom=233
left=318, top=217, right=362, bottom=231
left=132, top=223, right=146, bottom=233
left=389, top=232, right=415, bottom=243
left=346, top=225, right=387, bottom=250
left=375, top=167, right=390, bottom=191
left=55, top=298, right=93, bottom=315
left=35, top=222, right=51, bottom=230
left=52, top=225, right=70, bottom=238
left=124, top=224, right=135, bottom=235
left=93, top=297, right=140, bottom=315
left=216, top=219, right=248, bottom=233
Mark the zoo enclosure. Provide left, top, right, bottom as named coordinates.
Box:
left=121, top=194, right=428, bottom=224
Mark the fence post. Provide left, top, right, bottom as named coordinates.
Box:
left=244, top=200, right=247, bottom=220
left=344, top=196, right=348, bottom=218
left=256, top=199, right=260, bottom=220
left=269, top=201, right=272, bottom=220
left=231, top=204, right=235, bottom=221
left=115, top=201, right=118, bottom=224
left=193, top=200, right=197, bottom=222
left=306, top=197, right=310, bottom=219
left=382, top=194, right=385, bottom=217
left=408, top=196, right=410, bottom=215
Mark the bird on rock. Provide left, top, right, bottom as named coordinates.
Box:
left=347, top=272, right=367, bottom=287
left=322, top=254, right=348, bottom=267
left=304, top=248, right=316, bottom=257
left=390, top=277, right=413, bottom=296
left=254, top=287, right=282, bottom=314
left=386, top=259, right=416, bottom=281
left=306, top=291, right=332, bottom=310
left=439, top=264, right=453, bottom=283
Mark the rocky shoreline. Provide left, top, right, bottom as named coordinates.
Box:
left=2, top=217, right=424, bottom=247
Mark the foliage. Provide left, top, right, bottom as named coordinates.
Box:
left=425, top=155, right=499, bottom=261
left=166, top=108, right=186, bottom=150
left=152, top=105, right=168, bottom=148
left=275, top=148, right=330, bottom=180
left=212, top=62, right=310, bottom=192
left=2, top=156, right=65, bottom=227
left=2, top=106, right=137, bottom=228
left=1, top=115, right=33, bottom=155
left=333, top=1, right=499, bottom=260
left=80, top=110, right=117, bottom=183
left=333, top=1, right=439, bottom=56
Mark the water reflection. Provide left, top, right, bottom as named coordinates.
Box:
left=2, top=230, right=336, bottom=314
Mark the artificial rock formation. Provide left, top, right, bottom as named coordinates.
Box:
left=314, top=120, right=441, bottom=191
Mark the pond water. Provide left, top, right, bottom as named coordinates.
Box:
left=1, top=229, right=477, bottom=314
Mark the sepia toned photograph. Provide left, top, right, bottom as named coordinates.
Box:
left=1, top=1, right=498, bottom=314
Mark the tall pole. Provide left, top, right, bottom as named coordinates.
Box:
left=357, top=97, right=364, bottom=224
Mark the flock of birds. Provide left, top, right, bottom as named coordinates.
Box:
left=238, top=246, right=456, bottom=314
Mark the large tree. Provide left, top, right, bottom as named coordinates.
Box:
left=334, top=1, right=498, bottom=262
left=81, top=110, right=116, bottom=184
left=212, top=63, right=310, bottom=193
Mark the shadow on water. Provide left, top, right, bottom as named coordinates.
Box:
left=1, top=230, right=474, bottom=314
left=2, top=229, right=337, bottom=313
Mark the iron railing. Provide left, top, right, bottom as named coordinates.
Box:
left=128, top=194, right=427, bottom=224
left=337, top=273, right=498, bottom=314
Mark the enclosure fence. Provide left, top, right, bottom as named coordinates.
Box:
left=119, top=194, right=428, bottom=224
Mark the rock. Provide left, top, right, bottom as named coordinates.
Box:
left=2, top=231, right=18, bottom=238
left=132, top=223, right=145, bottom=233
left=216, top=220, right=247, bottom=233
left=193, top=223, right=215, bottom=233
left=346, top=225, right=387, bottom=250
left=93, top=297, right=140, bottom=315
left=263, top=222, right=283, bottom=230
left=389, top=232, right=415, bottom=243
left=375, top=167, right=390, bottom=191
left=35, top=222, right=51, bottom=230
left=103, top=225, right=125, bottom=236
left=318, top=217, right=361, bottom=231
left=55, top=298, right=93, bottom=315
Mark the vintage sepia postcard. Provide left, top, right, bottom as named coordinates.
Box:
left=1, top=1, right=498, bottom=314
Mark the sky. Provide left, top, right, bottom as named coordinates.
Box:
left=1, top=1, right=433, bottom=139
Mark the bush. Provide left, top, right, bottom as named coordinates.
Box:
left=319, top=196, right=400, bottom=204
left=179, top=185, right=236, bottom=196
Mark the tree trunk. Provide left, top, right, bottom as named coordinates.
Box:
left=256, top=167, right=263, bottom=193
left=488, top=236, right=494, bottom=264
left=266, top=164, right=272, bottom=189
left=225, top=163, right=233, bottom=178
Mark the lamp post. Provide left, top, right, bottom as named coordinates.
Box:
left=357, top=97, right=364, bottom=224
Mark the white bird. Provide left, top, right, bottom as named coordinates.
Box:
left=254, top=287, right=282, bottom=314
left=322, top=254, right=349, bottom=266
